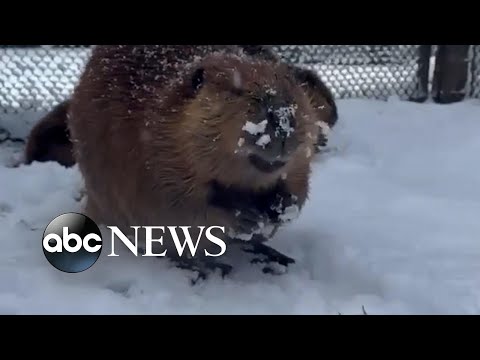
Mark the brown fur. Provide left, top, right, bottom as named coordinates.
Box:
left=24, top=100, right=75, bottom=167
left=30, top=45, right=337, bottom=257
left=289, top=65, right=338, bottom=149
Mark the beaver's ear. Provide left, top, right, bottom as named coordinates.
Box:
left=239, top=45, right=279, bottom=62
left=191, top=68, right=205, bottom=93
left=291, top=66, right=338, bottom=129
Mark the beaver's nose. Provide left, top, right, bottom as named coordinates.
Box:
left=265, top=105, right=297, bottom=141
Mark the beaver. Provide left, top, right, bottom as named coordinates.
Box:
left=26, top=45, right=338, bottom=279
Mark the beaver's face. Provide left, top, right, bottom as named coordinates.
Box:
left=237, top=89, right=301, bottom=173
left=183, top=56, right=319, bottom=177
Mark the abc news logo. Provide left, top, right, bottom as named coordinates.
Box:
left=42, top=213, right=103, bottom=273
left=42, top=213, right=228, bottom=273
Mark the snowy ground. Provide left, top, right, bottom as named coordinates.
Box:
left=1, top=97, right=480, bottom=315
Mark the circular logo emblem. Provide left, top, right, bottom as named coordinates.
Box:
left=42, top=213, right=103, bottom=273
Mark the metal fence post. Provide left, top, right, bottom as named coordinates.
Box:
left=432, top=45, right=471, bottom=104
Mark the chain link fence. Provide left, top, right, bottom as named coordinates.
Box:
left=0, top=46, right=92, bottom=114
left=273, top=45, right=429, bottom=101
left=0, top=45, right=433, bottom=115
left=0, top=45, right=478, bottom=131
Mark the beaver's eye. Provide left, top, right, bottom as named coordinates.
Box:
left=250, top=95, right=263, bottom=105
left=191, top=68, right=205, bottom=92
left=230, top=87, right=245, bottom=97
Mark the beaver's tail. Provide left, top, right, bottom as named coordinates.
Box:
left=24, top=100, right=76, bottom=168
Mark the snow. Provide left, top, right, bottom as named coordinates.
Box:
left=256, top=134, right=271, bottom=148
left=278, top=204, right=300, bottom=222
left=273, top=104, right=297, bottom=137
left=1, top=97, right=480, bottom=315
left=266, top=87, right=277, bottom=96
left=242, top=119, right=267, bottom=136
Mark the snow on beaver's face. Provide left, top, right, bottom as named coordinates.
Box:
left=181, top=54, right=321, bottom=188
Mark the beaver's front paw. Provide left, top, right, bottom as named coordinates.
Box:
left=268, top=192, right=301, bottom=225
left=228, top=207, right=276, bottom=242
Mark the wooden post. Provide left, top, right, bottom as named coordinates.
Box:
left=432, top=45, right=471, bottom=104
